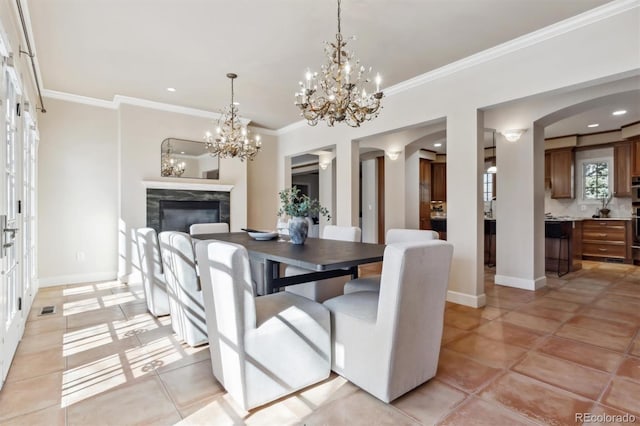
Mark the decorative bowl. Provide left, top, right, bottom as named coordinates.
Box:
left=247, top=231, right=278, bottom=241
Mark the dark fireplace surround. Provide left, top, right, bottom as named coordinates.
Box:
left=146, top=188, right=230, bottom=233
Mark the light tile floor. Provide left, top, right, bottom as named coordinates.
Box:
left=0, top=261, right=639, bottom=425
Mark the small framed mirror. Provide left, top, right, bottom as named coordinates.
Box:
left=160, top=138, right=219, bottom=179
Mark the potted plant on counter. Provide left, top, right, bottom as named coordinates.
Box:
left=599, top=193, right=612, bottom=218
left=278, top=186, right=330, bottom=244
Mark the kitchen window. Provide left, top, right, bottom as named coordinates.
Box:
left=483, top=173, right=494, bottom=202
left=582, top=160, right=610, bottom=200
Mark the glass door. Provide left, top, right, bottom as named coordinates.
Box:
left=21, top=111, right=36, bottom=315
left=1, top=64, right=22, bottom=384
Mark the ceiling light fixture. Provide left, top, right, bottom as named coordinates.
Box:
left=295, top=0, right=383, bottom=127
left=587, top=123, right=599, bottom=128
left=386, top=150, right=400, bottom=161
left=205, top=73, right=261, bottom=161
left=434, top=143, right=442, bottom=147
left=502, top=129, right=525, bottom=142
left=167, top=87, right=176, bottom=92
left=612, top=109, right=627, bottom=116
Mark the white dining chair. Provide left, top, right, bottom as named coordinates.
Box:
left=343, top=228, right=439, bottom=294
left=324, top=240, right=454, bottom=403
left=195, top=239, right=331, bottom=411
left=159, top=231, right=207, bottom=347
left=189, top=222, right=230, bottom=235
left=284, top=225, right=362, bottom=302
left=135, top=228, right=170, bottom=317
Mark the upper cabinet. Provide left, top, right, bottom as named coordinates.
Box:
left=613, top=142, right=631, bottom=197
left=431, top=163, right=447, bottom=202
left=631, top=137, right=640, bottom=177
left=419, top=159, right=432, bottom=230
left=544, top=152, right=551, bottom=189
left=549, top=148, right=574, bottom=199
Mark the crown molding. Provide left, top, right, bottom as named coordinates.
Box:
left=275, top=0, right=640, bottom=135
left=383, top=0, right=639, bottom=98
left=43, top=89, right=116, bottom=109
left=42, top=89, right=255, bottom=124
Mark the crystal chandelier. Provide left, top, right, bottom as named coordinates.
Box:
left=295, top=0, right=383, bottom=127
left=161, top=141, right=186, bottom=177
left=205, top=73, right=261, bottom=161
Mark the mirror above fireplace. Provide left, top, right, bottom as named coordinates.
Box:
left=161, top=138, right=219, bottom=179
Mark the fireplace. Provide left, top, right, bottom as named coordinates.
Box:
left=146, top=188, right=230, bottom=233
left=160, top=200, right=220, bottom=233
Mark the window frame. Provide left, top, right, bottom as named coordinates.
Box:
left=579, top=157, right=612, bottom=204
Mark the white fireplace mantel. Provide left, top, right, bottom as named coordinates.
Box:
left=142, top=179, right=234, bottom=192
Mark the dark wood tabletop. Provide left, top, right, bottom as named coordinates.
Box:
left=193, top=232, right=385, bottom=293
left=193, top=232, right=385, bottom=271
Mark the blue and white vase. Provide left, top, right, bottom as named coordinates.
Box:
left=288, top=216, right=309, bottom=244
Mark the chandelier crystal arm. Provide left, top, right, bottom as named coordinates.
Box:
left=204, top=73, right=261, bottom=161
left=295, top=0, right=383, bottom=127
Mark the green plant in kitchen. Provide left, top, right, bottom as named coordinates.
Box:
left=599, top=193, right=612, bottom=218
left=278, top=186, right=331, bottom=219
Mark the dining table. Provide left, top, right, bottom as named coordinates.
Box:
left=192, top=232, right=385, bottom=294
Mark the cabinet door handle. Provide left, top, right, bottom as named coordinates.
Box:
left=599, top=233, right=607, bottom=238
left=598, top=248, right=607, bottom=252
left=599, top=222, right=607, bottom=226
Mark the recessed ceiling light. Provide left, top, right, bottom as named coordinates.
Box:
left=587, top=123, right=599, bottom=128
left=612, top=109, right=627, bottom=116
left=180, top=151, right=185, bottom=154
left=434, top=143, right=442, bottom=147
left=167, top=87, right=176, bottom=92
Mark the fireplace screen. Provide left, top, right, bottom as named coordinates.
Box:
left=159, top=200, right=220, bottom=233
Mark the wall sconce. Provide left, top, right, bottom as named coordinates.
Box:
left=502, top=129, right=526, bottom=142
left=319, top=162, right=329, bottom=170
left=386, top=150, right=401, bottom=161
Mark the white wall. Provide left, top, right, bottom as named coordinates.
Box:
left=37, top=98, right=251, bottom=284
left=247, top=133, right=279, bottom=230
left=276, top=5, right=640, bottom=306
left=38, top=98, right=118, bottom=285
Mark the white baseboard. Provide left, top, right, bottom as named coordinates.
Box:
left=447, top=290, right=487, bottom=308
left=494, top=274, right=547, bottom=291
left=37, top=271, right=118, bottom=288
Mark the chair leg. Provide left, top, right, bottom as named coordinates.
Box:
left=557, top=237, right=568, bottom=277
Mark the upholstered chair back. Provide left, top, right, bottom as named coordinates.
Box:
left=376, top=240, right=453, bottom=400
left=196, top=240, right=331, bottom=410
left=159, top=231, right=207, bottom=346
left=189, top=222, right=230, bottom=235
left=135, top=228, right=170, bottom=316
left=323, top=225, right=362, bottom=242
left=385, top=229, right=438, bottom=244
left=197, top=241, right=256, bottom=398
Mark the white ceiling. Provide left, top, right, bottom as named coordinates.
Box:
left=27, top=0, right=612, bottom=130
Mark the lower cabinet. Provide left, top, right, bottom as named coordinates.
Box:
left=582, top=219, right=632, bottom=263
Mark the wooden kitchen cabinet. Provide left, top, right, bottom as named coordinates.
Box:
left=631, top=137, right=640, bottom=177
left=431, top=163, right=446, bottom=202
left=613, top=142, right=631, bottom=197
left=582, top=219, right=632, bottom=263
left=549, top=148, right=574, bottom=199
left=544, top=152, right=551, bottom=189
left=419, top=159, right=431, bottom=230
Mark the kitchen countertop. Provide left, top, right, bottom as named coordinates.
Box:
left=430, top=216, right=631, bottom=221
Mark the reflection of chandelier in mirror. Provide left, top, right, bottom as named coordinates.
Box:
left=295, top=0, right=383, bottom=127
left=161, top=141, right=186, bottom=177
left=205, top=73, right=261, bottom=161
